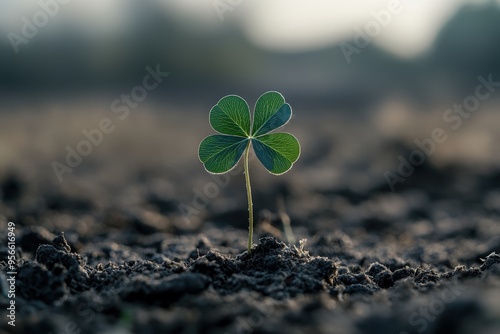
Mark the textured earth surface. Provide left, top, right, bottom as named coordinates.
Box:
left=1, top=110, right=500, bottom=334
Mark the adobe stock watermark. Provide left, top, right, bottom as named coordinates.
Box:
left=51, top=64, right=169, bottom=182
left=48, top=302, right=96, bottom=334
left=385, top=74, right=500, bottom=192
left=47, top=297, right=117, bottom=334
left=5, top=222, right=17, bottom=327
left=400, top=264, right=494, bottom=334
left=7, top=0, right=74, bottom=54
left=400, top=278, right=468, bottom=334
left=179, top=154, right=256, bottom=226
left=231, top=299, right=280, bottom=334
left=340, top=0, right=404, bottom=64
left=213, top=0, right=244, bottom=21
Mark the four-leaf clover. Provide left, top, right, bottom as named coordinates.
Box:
left=198, top=91, right=300, bottom=253
left=199, top=91, right=300, bottom=175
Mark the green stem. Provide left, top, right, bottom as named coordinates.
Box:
left=244, top=141, right=253, bottom=253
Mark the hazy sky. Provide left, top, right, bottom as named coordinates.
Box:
left=163, top=0, right=497, bottom=57
left=2, top=0, right=497, bottom=58
left=241, top=0, right=461, bottom=57
left=178, top=0, right=500, bottom=56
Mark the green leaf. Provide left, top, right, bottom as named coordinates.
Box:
left=199, top=135, right=249, bottom=174
left=252, top=91, right=292, bottom=136
left=199, top=91, right=300, bottom=254
left=252, top=133, right=300, bottom=175
left=210, top=95, right=251, bottom=137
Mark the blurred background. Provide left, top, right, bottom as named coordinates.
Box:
left=1, top=0, right=500, bottom=239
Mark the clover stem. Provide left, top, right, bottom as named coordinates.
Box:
left=244, top=140, right=254, bottom=254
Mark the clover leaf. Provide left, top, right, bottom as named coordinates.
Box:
left=198, top=91, right=301, bottom=253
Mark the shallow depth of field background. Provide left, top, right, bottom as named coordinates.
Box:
left=1, top=0, right=500, bottom=233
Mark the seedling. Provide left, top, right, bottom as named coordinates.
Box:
left=198, top=91, right=301, bottom=253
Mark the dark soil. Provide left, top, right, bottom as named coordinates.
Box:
left=3, top=214, right=500, bottom=334
left=1, top=112, right=500, bottom=334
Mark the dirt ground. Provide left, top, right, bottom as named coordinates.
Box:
left=1, top=107, right=500, bottom=334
